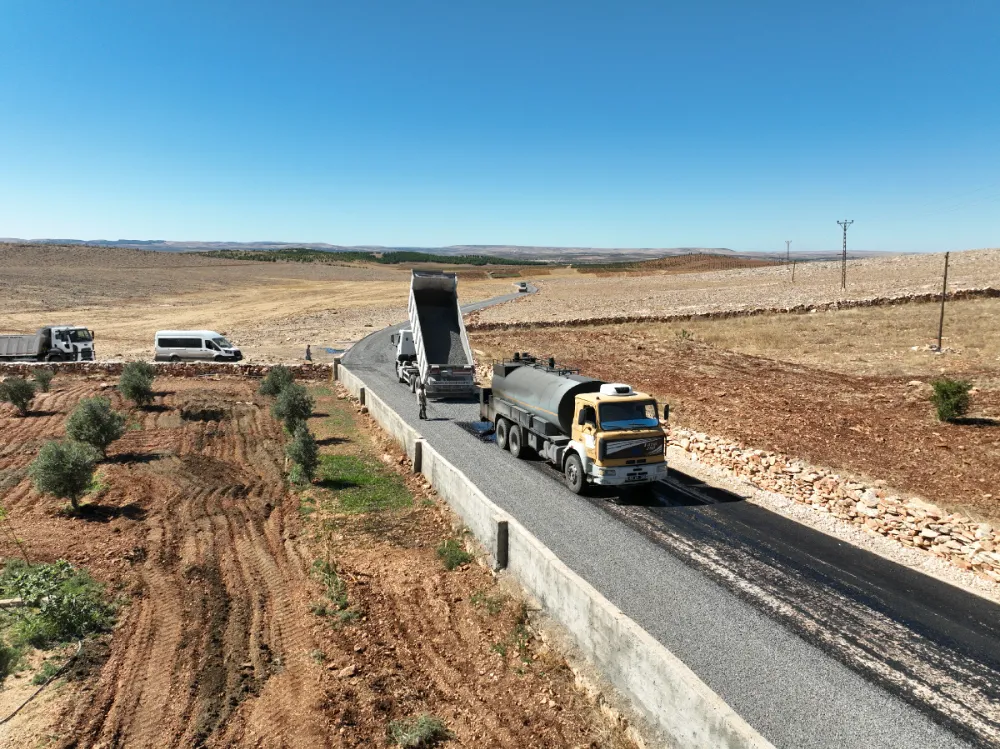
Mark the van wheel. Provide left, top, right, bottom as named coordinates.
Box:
left=508, top=425, right=526, bottom=459
left=169, top=355, right=181, bottom=363
left=564, top=454, right=585, bottom=494
left=495, top=418, right=510, bottom=451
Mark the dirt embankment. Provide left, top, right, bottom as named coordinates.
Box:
left=0, top=375, right=637, bottom=747
left=471, top=327, right=1000, bottom=522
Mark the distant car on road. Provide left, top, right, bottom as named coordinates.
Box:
left=516, top=282, right=528, bottom=292
left=154, top=330, right=242, bottom=362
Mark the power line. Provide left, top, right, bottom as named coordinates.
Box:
left=837, top=220, right=853, bottom=289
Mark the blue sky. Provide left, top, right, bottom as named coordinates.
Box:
left=1, top=1, right=998, bottom=253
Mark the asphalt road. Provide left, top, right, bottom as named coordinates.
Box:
left=343, top=286, right=999, bottom=749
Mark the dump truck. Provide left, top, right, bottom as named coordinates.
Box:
left=480, top=353, right=668, bottom=494
left=404, top=270, right=476, bottom=398
left=0, top=326, right=96, bottom=362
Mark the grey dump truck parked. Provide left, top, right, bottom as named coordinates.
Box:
left=480, top=353, right=668, bottom=494
left=402, top=270, right=476, bottom=398
left=0, top=326, right=96, bottom=362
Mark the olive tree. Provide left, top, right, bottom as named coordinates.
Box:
left=259, top=365, right=294, bottom=396
left=28, top=440, right=100, bottom=510
left=271, top=383, right=314, bottom=433
left=286, top=424, right=318, bottom=484
left=118, top=362, right=155, bottom=408
left=65, top=397, right=126, bottom=456
left=0, top=377, right=35, bottom=417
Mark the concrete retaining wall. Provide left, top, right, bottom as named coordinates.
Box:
left=337, top=362, right=773, bottom=749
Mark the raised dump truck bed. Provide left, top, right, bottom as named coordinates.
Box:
left=407, top=271, right=475, bottom=398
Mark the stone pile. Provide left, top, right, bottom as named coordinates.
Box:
left=0, top=361, right=334, bottom=381
left=667, top=425, right=1000, bottom=584
left=466, top=287, right=1000, bottom=332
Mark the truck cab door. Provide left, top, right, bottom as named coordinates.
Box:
left=573, top=403, right=599, bottom=459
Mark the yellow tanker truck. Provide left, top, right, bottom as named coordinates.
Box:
left=479, top=353, right=668, bottom=494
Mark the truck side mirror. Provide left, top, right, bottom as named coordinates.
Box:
left=662, top=404, right=669, bottom=421
left=577, top=411, right=586, bottom=426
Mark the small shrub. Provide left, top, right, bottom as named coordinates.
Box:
left=118, top=362, right=155, bottom=407
left=0, top=559, right=115, bottom=648
left=0, top=638, right=20, bottom=680
left=931, top=378, right=972, bottom=422
left=65, top=397, right=126, bottom=456
left=259, top=365, right=294, bottom=396
left=28, top=440, right=100, bottom=509
left=388, top=714, right=451, bottom=748
left=271, top=383, right=314, bottom=433
left=311, top=559, right=348, bottom=611
left=675, top=328, right=693, bottom=341
left=286, top=424, right=319, bottom=484
left=0, top=377, right=35, bottom=416
left=436, top=539, right=473, bottom=570
left=33, top=368, right=55, bottom=393
left=31, top=658, right=61, bottom=685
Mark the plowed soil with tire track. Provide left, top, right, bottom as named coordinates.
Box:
left=0, top=376, right=636, bottom=748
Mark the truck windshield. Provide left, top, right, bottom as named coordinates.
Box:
left=599, top=401, right=659, bottom=430
left=68, top=329, right=93, bottom=342
left=212, top=337, right=233, bottom=348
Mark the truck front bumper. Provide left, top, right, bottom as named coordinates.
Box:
left=590, top=462, right=667, bottom=486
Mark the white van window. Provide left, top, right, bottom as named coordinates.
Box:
left=212, top=337, right=232, bottom=348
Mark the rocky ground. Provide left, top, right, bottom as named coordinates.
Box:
left=474, top=248, right=1000, bottom=326
left=471, top=325, right=1000, bottom=523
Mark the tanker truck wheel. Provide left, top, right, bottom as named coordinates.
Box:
left=508, top=424, right=525, bottom=459
left=495, top=418, right=510, bottom=450
left=564, top=454, right=585, bottom=494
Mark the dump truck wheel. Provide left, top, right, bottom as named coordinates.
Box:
left=508, top=425, right=525, bottom=458
left=495, top=418, right=510, bottom=450
left=564, top=453, right=585, bottom=494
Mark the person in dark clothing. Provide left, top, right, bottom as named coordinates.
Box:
left=305, top=345, right=312, bottom=362
left=418, top=384, right=428, bottom=420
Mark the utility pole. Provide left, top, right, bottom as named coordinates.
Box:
left=785, top=240, right=792, bottom=264
left=837, top=220, right=853, bottom=289
left=937, top=251, right=950, bottom=351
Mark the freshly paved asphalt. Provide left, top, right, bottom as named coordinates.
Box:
left=343, top=286, right=999, bottom=749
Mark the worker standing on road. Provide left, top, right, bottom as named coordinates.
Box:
left=304, top=344, right=312, bottom=362
left=418, top=383, right=428, bottom=420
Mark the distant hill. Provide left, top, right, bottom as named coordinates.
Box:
left=0, top=238, right=738, bottom=263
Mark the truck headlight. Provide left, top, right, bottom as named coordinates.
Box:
left=656, top=463, right=668, bottom=473
left=600, top=468, right=617, bottom=477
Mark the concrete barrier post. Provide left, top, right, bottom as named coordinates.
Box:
left=359, top=386, right=366, bottom=406
left=494, top=516, right=509, bottom=570
left=413, top=439, right=424, bottom=474
left=332, top=358, right=339, bottom=381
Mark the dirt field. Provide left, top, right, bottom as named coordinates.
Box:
left=0, top=244, right=517, bottom=363
left=0, top=373, right=636, bottom=748
left=471, top=248, right=1000, bottom=326
left=471, top=302, right=1000, bottom=523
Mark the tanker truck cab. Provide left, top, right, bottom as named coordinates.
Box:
left=480, top=354, right=668, bottom=495
left=567, top=385, right=667, bottom=492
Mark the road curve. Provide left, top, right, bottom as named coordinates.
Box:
left=343, top=286, right=998, bottom=749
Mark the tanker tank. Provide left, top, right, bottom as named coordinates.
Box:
left=490, top=357, right=603, bottom=435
